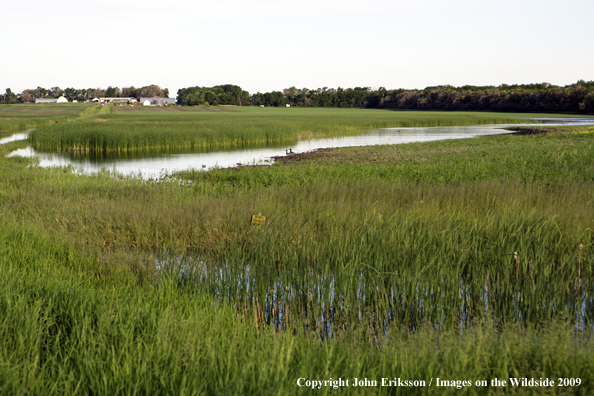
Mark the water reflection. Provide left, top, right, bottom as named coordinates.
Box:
left=7, top=121, right=594, bottom=179
left=0, top=132, right=30, bottom=145
left=155, top=254, right=593, bottom=339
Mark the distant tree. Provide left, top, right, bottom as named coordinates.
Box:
left=261, top=91, right=286, bottom=107
left=121, top=86, right=138, bottom=99
left=138, top=84, right=165, bottom=98
left=249, top=92, right=264, bottom=106
left=580, top=92, right=594, bottom=112
left=241, top=90, right=250, bottom=106
left=92, top=88, right=105, bottom=99
left=375, top=80, right=594, bottom=113
left=163, top=88, right=169, bottom=98
left=105, top=86, right=118, bottom=97
left=50, top=86, right=63, bottom=98
left=2, top=88, right=18, bottom=104
left=366, top=87, right=387, bottom=107
left=204, top=91, right=218, bottom=105
left=36, top=86, right=49, bottom=98
left=176, top=85, right=247, bottom=106
left=20, top=89, right=38, bottom=103
left=84, top=88, right=94, bottom=101
left=64, top=87, right=77, bottom=102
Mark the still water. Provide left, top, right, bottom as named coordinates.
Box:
left=0, top=132, right=30, bottom=145
left=5, top=121, right=594, bottom=179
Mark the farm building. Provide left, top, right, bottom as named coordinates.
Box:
left=139, top=97, right=176, bottom=106
left=93, top=97, right=135, bottom=103
left=143, top=100, right=151, bottom=106
left=35, top=96, right=69, bottom=103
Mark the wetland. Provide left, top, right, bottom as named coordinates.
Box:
left=1, top=104, right=593, bottom=395
left=6, top=124, right=554, bottom=178
left=6, top=105, right=593, bottom=178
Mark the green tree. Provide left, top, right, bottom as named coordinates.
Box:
left=121, top=86, right=138, bottom=99
left=36, top=86, right=49, bottom=98
left=138, top=85, right=164, bottom=98
left=241, top=91, right=250, bottom=106
left=64, top=87, right=77, bottom=102
left=105, top=86, right=118, bottom=97
left=20, top=89, right=37, bottom=103
left=50, top=86, right=63, bottom=98
left=204, top=91, right=218, bottom=105
left=2, top=88, right=17, bottom=104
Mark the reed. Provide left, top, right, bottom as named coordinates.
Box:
left=28, top=106, right=553, bottom=153
left=1, top=218, right=593, bottom=395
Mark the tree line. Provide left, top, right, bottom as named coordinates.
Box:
left=374, top=81, right=594, bottom=113
left=250, top=87, right=372, bottom=108
left=2, top=81, right=593, bottom=113
left=181, top=81, right=593, bottom=113
left=176, top=85, right=250, bottom=106
left=246, top=81, right=594, bottom=113
left=0, top=85, right=169, bottom=104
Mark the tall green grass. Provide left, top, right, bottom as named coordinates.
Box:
left=2, top=115, right=594, bottom=393
left=170, top=130, right=594, bottom=335
left=1, top=218, right=593, bottom=395
left=29, top=107, right=551, bottom=153
left=179, top=128, right=594, bottom=191
left=4, top=129, right=594, bottom=334
left=198, top=209, right=591, bottom=335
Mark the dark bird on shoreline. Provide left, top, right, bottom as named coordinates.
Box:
left=286, top=148, right=295, bottom=156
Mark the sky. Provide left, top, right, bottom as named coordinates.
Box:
left=2, top=0, right=593, bottom=96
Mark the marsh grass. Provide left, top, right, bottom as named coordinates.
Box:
left=4, top=131, right=594, bottom=334
left=2, top=114, right=594, bottom=393
left=29, top=107, right=554, bottom=153
left=179, top=127, right=594, bottom=193
left=2, top=218, right=594, bottom=395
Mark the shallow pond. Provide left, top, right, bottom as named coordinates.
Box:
left=5, top=120, right=594, bottom=179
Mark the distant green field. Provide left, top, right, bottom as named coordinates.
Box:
left=29, top=105, right=564, bottom=153
left=0, top=103, right=89, bottom=133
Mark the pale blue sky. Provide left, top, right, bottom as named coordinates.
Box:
left=2, top=0, right=593, bottom=95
